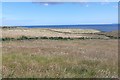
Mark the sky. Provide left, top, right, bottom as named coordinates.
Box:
left=1, top=2, right=118, bottom=26
left=1, top=0, right=120, bottom=2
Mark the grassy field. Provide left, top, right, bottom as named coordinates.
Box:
left=1, top=27, right=107, bottom=39
left=1, top=27, right=118, bottom=78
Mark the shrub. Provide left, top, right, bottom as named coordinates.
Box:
left=78, top=37, right=85, bottom=40
left=58, top=37, right=63, bottom=40
left=2, top=37, right=15, bottom=41
left=40, top=37, right=48, bottom=39
left=35, top=37, right=39, bottom=39
left=49, top=37, right=55, bottom=40
left=17, top=36, right=29, bottom=40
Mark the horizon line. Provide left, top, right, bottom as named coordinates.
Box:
left=1, top=23, right=118, bottom=27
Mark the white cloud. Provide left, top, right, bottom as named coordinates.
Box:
left=104, top=0, right=109, bottom=2
left=44, top=3, right=49, bottom=6
left=113, top=5, right=118, bottom=8
left=1, top=0, right=120, bottom=2
left=101, top=2, right=109, bottom=5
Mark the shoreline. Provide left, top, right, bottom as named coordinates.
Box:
left=1, top=24, right=118, bottom=32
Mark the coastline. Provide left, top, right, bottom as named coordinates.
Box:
left=1, top=24, right=118, bottom=32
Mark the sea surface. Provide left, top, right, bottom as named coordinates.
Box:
left=23, top=24, right=118, bottom=32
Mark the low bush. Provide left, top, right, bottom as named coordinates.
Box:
left=40, top=37, right=48, bottom=39
left=2, top=37, right=15, bottom=41
left=19, top=36, right=29, bottom=40
left=1, top=35, right=120, bottom=42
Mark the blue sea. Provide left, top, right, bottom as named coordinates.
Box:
left=23, top=24, right=119, bottom=32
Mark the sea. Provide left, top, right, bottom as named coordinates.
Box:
left=23, top=24, right=119, bottom=32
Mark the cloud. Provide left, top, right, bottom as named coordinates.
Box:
left=1, top=0, right=120, bottom=2
left=100, top=2, right=109, bottom=5
left=32, top=0, right=88, bottom=2
left=104, top=0, right=109, bottom=2
left=33, top=2, right=63, bottom=5
left=113, top=5, right=118, bottom=8
left=33, top=2, right=90, bottom=6
left=44, top=3, right=49, bottom=6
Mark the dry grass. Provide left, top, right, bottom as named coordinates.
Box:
left=50, top=29, right=100, bottom=33
left=1, top=27, right=118, bottom=78
left=2, top=39, right=118, bottom=78
left=2, top=28, right=107, bottom=39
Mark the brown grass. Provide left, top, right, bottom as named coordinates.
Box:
left=2, top=39, right=118, bottom=78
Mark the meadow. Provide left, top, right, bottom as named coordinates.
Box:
left=1, top=27, right=118, bottom=78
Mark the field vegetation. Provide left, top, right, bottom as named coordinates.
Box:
left=1, top=27, right=119, bottom=78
